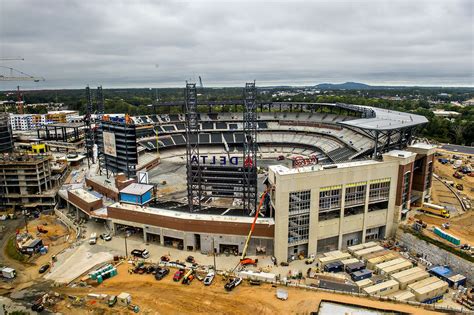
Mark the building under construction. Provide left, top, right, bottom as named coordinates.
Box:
left=0, top=112, right=13, bottom=153
left=0, top=153, right=68, bottom=210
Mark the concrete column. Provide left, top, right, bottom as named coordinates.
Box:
left=337, top=186, right=346, bottom=250
left=362, top=182, right=371, bottom=243
left=159, top=228, right=164, bottom=245
left=308, top=188, right=319, bottom=257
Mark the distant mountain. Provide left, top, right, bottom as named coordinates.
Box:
left=315, top=82, right=373, bottom=90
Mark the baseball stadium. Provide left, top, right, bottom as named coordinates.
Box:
left=61, top=83, right=435, bottom=263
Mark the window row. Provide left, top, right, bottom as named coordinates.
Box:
left=369, top=181, right=390, bottom=202
left=289, top=190, right=311, bottom=214
left=288, top=213, right=310, bottom=244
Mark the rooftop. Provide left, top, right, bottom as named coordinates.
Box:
left=120, top=183, right=154, bottom=195
left=109, top=202, right=275, bottom=225
left=69, top=188, right=101, bottom=203
left=339, top=106, right=428, bottom=131
left=269, top=159, right=378, bottom=176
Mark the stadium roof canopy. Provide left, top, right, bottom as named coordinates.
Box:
left=338, top=106, right=428, bottom=131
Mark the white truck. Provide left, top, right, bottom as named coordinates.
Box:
left=89, top=233, right=97, bottom=245
left=1, top=267, right=17, bottom=279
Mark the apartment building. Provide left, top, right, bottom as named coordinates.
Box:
left=9, top=114, right=34, bottom=131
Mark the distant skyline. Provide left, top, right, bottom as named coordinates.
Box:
left=0, top=0, right=473, bottom=90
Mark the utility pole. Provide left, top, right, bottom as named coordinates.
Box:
left=124, top=231, right=130, bottom=258
left=212, top=237, right=216, bottom=271
left=23, top=209, right=29, bottom=234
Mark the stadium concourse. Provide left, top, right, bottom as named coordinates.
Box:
left=59, top=102, right=434, bottom=263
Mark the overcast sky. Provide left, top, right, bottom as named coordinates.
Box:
left=0, top=0, right=473, bottom=89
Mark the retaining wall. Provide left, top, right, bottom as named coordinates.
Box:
left=397, top=231, right=473, bottom=285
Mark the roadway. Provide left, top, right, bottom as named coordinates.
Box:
left=440, top=144, right=474, bottom=155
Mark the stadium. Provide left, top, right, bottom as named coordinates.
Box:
left=63, top=83, right=435, bottom=263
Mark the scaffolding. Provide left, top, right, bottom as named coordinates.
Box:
left=185, top=83, right=202, bottom=212
left=84, top=86, right=95, bottom=167
left=242, top=82, right=258, bottom=215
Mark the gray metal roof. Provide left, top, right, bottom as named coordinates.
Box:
left=120, top=183, right=154, bottom=196
left=338, top=106, right=428, bottom=131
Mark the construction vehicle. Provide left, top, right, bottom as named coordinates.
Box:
left=237, top=190, right=269, bottom=269
left=182, top=269, right=195, bottom=285
left=37, top=225, right=48, bottom=234
left=240, top=258, right=258, bottom=266
left=420, top=203, right=450, bottom=218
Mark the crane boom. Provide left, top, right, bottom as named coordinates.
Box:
left=240, top=190, right=269, bottom=260
left=0, top=66, right=45, bottom=82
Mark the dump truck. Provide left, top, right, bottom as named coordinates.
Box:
left=420, top=203, right=450, bottom=218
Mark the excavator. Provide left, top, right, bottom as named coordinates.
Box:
left=237, top=188, right=270, bottom=268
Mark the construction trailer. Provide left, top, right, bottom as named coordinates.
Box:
left=353, top=245, right=385, bottom=259
left=391, top=290, right=416, bottom=302
left=362, top=249, right=390, bottom=262
left=345, top=262, right=365, bottom=273
left=363, top=280, right=400, bottom=297
left=374, top=258, right=406, bottom=274
left=408, top=277, right=449, bottom=303
left=395, top=271, right=430, bottom=290
left=340, top=258, right=359, bottom=267
left=351, top=269, right=372, bottom=282
left=318, top=252, right=351, bottom=268
left=380, top=261, right=413, bottom=276
left=428, top=266, right=467, bottom=288
left=323, top=250, right=345, bottom=257
left=347, top=241, right=378, bottom=254
left=324, top=261, right=344, bottom=273
left=355, top=278, right=373, bottom=292
left=366, top=252, right=399, bottom=270
left=390, top=267, right=423, bottom=280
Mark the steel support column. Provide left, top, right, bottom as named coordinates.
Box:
left=242, top=82, right=258, bottom=215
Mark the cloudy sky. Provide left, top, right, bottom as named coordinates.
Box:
left=0, top=0, right=472, bottom=89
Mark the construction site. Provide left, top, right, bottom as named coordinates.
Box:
left=0, top=82, right=472, bottom=314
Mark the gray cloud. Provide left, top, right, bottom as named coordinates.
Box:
left=0, top=0, right=472, bottom=89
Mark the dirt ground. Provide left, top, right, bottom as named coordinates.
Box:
left=52, top=264, right=442, bottom=315
left=1, top=215, right=72, bottom=291
left=434, top=151, right=474, bottom=200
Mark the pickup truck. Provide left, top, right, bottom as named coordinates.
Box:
left=224, top=277, right=242, bottom=291
left=131, top=249, right=150, bottom=259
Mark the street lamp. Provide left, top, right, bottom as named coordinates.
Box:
left=124, top=231, right=130, bottom=258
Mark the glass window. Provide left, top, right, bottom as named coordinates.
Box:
left=345, top=184, right=366, bottom=206
left=369, top=180, right=390, bottom=202
left=289, top=190, right=311, bottom=214
left=288, top=213, right=310, bottom=244
left=319, top=187, right=341, bottom=210
left=401, top=171, right=411, bottom=208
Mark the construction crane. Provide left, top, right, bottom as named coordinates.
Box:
left=0, top=66, right=45, bottom=82
left=198, top=76, right=203, bottom=89
left=231, top=188, right=270, bottom=272
left=0, top=57, right=24, bottom=61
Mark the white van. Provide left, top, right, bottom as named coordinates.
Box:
left=89, top=233, right=97, bottom=245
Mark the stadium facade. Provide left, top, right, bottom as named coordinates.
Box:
left=65, top=100, right=434, bottom=262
